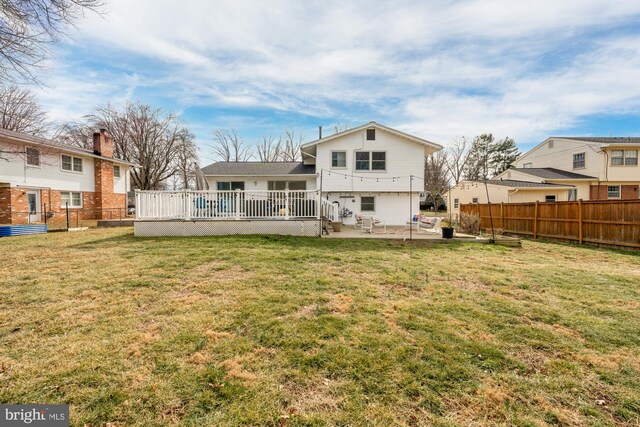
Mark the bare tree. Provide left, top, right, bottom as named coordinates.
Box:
left=445, top=137, right=469, bottom=185
left=56, top=102, right=196, bottom=190
left=0, top=85, right=49, bottom=135
left=256, top=135, right=281, bottom=162
left=211, top=129, right=253, bottom=161
left=0, top=0, right=103, bottom=84
left=333, top=122, right=350, bottom=134
left=172, top=132, right=198, bottom=189
left=279, top=127, right=304, bottom=161
left=424, top=151, right=450, bottom=209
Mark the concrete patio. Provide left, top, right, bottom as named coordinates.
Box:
left=323, top=225, right=483, bottom=241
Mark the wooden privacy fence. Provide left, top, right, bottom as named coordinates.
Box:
left=461, top=199, right=640, bottom=249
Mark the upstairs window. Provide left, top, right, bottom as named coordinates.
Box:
left=61, top=154, right=83, bottom=172
left=454, top=198, right=459, bottom=208
left=611, top=150, right=638, bottom=166
left=355, top=151, right=386, bottom=171
left=114, top=165, right=121, bottom=178
left=573, top=152, right=585, bottom=169
left=366, top=128, right=376, bottom=140
left=472, top=197, right=479, bottom=203
left=26, top=147, right=40, bottom=166
left=331, top=151, right=346, bottom=168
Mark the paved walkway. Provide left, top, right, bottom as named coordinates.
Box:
left=323, top=225, right=482, bottom=241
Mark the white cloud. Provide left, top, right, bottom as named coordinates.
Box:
left=34, top=0, right=640, bottom=148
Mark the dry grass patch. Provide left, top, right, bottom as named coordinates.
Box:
left=0, top=229, right=638, bottom=426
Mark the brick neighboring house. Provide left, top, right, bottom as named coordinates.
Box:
left=0, top=128, right=135, bottom=225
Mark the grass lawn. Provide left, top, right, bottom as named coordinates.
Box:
left=0, top=228, right=639, bottom=426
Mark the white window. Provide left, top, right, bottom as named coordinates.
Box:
left=472, top=197, right=479, bottom=203
left=217, top=181, right=245, bottom=191
left=607, top=185, right=620, bottom=199
left=61, top=154, right=83, bottom=172
left=355, top=151, right=386, bottom=171
left=611, top=150, right=637, bottom=166
left=573, top=152, right=585, bottom=169
left=567, top=189, right=578, bottom=201
left=60, top=191, right=82, bottom=208
left=454, top=198, right=459, bottom=209
left=114, top=165, right=121, bottom=178
left=523, top=163, right=532, bottom=168
left=267, top=181, right=306, bottom=190
left=26, top=147, right=40, bottom=166
left=545, top=195, right=556, bottom=202
left=331, top=151, right=346, bottom=168
left=361, top=196, right=375, bottom=211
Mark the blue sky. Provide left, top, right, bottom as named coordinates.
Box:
left=33, top=0, right=640, bottom=163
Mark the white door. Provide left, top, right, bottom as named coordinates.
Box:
left=26, top=190, right=41, bottom=223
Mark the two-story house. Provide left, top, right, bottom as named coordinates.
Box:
left=0, top=128, right=134, bottom=225
left=447, top=136, right=640, bottom=217
left=202, top=122, right=443, bottom=225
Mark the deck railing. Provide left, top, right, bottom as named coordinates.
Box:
left=136, top=190, right=338, bottom=221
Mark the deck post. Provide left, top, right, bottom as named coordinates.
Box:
left=285, top=189, right=290, bottom=220
left=235, top=189, right=241, bottom=220
left=135, top=190, right=140, bottom=220
left=185, top=191, right=191, bottom=220
left=316, top=190, right=321, bottom=219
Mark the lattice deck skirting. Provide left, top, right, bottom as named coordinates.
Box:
left=134, top=219, right=321, bottom=237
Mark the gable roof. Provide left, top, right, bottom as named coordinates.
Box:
left=509, top=167, right=596, bottom=180
left=487, top=179, right=575, bottom=188
left=300, top=121, right=443, bottom=151
left=0, top=127, right=137, bottom=166
left=201, top=161, right=316, bottom=176
left=552, top=136, right=640, bottom=144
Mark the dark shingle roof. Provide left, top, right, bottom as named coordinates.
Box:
left=487, top=179, right=574, bottom=188
left=512, top=167, right=596, bottom=180
left=0, top=127, right=136, bottom=165
left=201, top=162, right=316, bottom=176
left=554, top=136, right=640, bottom=144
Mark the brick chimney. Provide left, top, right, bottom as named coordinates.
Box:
left=93, top=129, right=113, bottom=158
left=93, top=129, right=115, bottom=219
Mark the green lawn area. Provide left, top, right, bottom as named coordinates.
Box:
left=1, top=229, right=639, bottom=426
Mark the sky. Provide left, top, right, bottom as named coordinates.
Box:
left=32, top=0, right=640, bottom=163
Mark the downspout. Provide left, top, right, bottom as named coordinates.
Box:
left=352, top=132, right=366, bottom=193
left=508, top=188, right=520, bottom=202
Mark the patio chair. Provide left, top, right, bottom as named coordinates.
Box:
left=354, top=213, right=364, bottom=230
left=418, top=217, right=441, bottom=233
left=362, top=215, right=386, bottom=234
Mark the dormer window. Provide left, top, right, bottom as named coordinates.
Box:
left=366, top=129, right=376, bottom=140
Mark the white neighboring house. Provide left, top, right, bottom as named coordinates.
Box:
left=0, top=128, right=134, bottom=224
left=202, top=122, right=443, bottom=225
left=446, top=136, right=640, bottom=217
